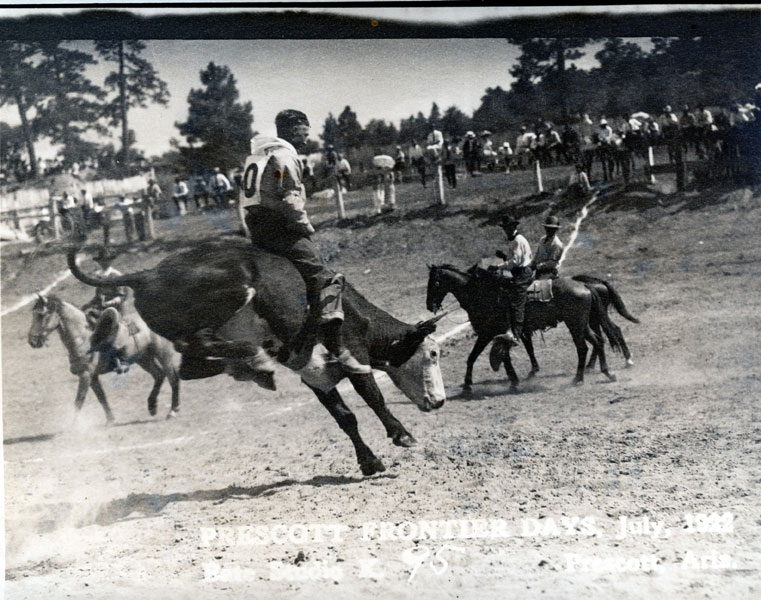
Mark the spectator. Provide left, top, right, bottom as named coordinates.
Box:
left=409, top=139, right=426, bottom=188
left=481, top=130, right=495, bottom=169
left=442, top=139, right=457, bottom=188
left=499, top=141, right=513, bottom=174
left=337, top=154, right=352, bottom=191
left=147, top=178, right=163, bottom=215
left=393, top=146, right=406, bottom=183
left=116, top=196, right=135, bottom=244
left=462, top=131, right=479, bottom=176
left=80, top=188, right=94, bottom=230
left=172, top=177, right=189, bottom=216
left=210, top=167, right=232, bottom=209
left=545, top=124, right=563, bottom=165
left=598, top=119, right=614, bottom=145
left=92, top=199, right=111, bottom=246
left=515, top=126, right=536, bottom=170
left=191, top=174, right=209, bottom=212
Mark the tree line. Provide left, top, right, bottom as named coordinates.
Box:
left=1, top=37, right=758, bottom=183
left=322, top=37, right=760, bottom=154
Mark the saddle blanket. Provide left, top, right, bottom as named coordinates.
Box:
left=527, top=279, right=553, bottom=302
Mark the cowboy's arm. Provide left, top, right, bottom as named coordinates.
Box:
left=261, top=154, right=314, bottom=236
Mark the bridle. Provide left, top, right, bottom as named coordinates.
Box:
left=428, top=265, right=470, bottom=315
left=29, top=301, right=59, bottom=347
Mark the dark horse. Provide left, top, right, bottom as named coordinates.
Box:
left=68, top=239, right=445, bottom=476
left=427, top=264, right=619, bottom=391
left=571, top=274, right=639, bottom=368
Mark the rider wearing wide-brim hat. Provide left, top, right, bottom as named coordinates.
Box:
left=83, top=247, right=128, bottom=326
left=532, top=215, right=565, bottom=280
left=490, top=214, right=533, bottom=344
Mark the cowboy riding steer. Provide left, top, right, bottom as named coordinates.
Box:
left=67, top=239, right=446, bottom=476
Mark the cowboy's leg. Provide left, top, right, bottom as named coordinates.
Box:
left=283, top=238, right=370, bottom=374
left=246, top=209, right=369, bottom=374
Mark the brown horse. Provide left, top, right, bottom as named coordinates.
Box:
left=27, top=294, right=180, bottom=424
left=427, top=264, right=619, bottom=391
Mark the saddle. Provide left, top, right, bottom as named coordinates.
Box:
left=526, top=279, right=554, bottom=303
left=90, top=307, right=142, bottom=373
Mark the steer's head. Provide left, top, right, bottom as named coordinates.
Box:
left=379, top=316, right=446, bottom=412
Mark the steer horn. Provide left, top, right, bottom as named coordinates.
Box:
left=415, top=310, right=451, bottom=335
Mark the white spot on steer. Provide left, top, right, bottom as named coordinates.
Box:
left=289, top=343, right=345, bottom=393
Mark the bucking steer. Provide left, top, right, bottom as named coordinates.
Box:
left=67, top=239, right=445, bottom=476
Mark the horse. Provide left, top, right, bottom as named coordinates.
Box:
left=426, top=264, right=619, bottom=392
left=27, top=294, right=180, bottom=424
left=67, top=239, right=446, bottom=477
left=571, top=274, right=639, bottom=369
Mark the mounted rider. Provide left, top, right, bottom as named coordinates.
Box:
left=532, top=215, right=564, bottom=280
left=81, top=246, right=131, bottom=373
left=490, top=214, right=533, bottom=344
left=82, top=246, right=128, bottom=328
left=242, top=109, right=371, bottom=375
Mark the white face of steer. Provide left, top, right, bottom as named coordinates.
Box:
left=384, top=336, right=445, bottom=412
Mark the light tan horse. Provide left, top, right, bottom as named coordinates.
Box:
left=27, top=293, right=180, bottom=423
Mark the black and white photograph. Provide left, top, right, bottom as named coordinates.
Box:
left=1, top=5, right=760, bottom=598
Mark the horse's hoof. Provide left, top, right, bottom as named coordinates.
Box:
left=360, top=457, right=386, bottom=476
left=526, top=370, right=537, bottom=380
left=607, top=372, right=618, bottom=382
left=148, top=405, right=157, bottom=417
left=625, top=359, right=634, bottom=368
left=461, top=385, right=473, bottom=398
left=104, top=417, right=115, bottom=426
left=393, top=432, right=417, bottom=448
left=573, top=378, right=584, bottom=386
left=508, top=383, right=520, bottom=394
left=166, top=410, right=178, bottom=420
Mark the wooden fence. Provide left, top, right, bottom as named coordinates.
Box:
left=0, top=175, right=149, bottom=235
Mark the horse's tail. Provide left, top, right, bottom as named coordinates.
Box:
left=67, top=243, right=149, bottom=290
left=572, top=274, right=640, bottom=324
left=588, top=286, right=623, bottom=354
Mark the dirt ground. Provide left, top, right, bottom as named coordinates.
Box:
left=2, top=167, right=760, bottom=599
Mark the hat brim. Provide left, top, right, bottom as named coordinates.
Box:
left=543, top=224, right=560, bottom=229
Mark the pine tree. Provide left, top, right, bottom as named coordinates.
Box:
left=0, top=41, right=42, bottom=177
left=35, top=41, right=107, bottom=167
left=176, top=62, right=253, bottom=172
left=95, top=40, right=170, bottom=172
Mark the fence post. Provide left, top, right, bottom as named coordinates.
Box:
left=535, top=160, right=544, bottom=193
left=333, top=176, right=346, bottom=220
left=384, top=172, right=396, bottom=210
left=144, top=198, right=156, bottom=240
left=48, top=194, right=62, bottom=239
left=647, top=146, right=656, bottom=183
left=436, top=164, right=446, bottom=206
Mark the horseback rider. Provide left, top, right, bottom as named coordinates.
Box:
left=489, top=214, right=533, bottom=344
left=243, top=109, right=371, bottom=374
left=81, top=246, right=130, bottom=373
left=532, top=215, right=565, bottom=279
left=82, top=247, right=128, bottom=328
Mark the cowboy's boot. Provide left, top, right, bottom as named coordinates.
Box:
left=320, top=275, right=371, bottom=375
